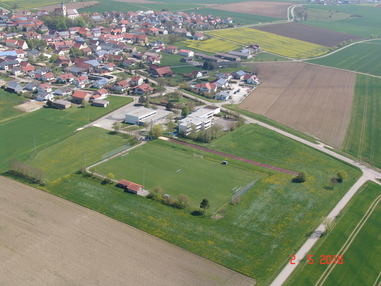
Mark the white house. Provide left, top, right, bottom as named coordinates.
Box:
left=178, top=108, right=213, bottom=135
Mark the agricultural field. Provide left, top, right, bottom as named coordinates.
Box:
left=209, top=28, right=330, bottom=58
left=308, top=40, right=381, bottom=77
left=95, top=139, right=263, bottom=209
left=211, top=1, right=293, bottom=19
left=0, top=96, right=132, bottom=173
left=78, top=0, right=203, bottom=14
left=254, top=22, right=364, bottom=47
left=251, top=52, right=291, bottom=62
left=141, top=0, right=303, bottom=4
left=37, top=123, right=360, bottom=285
left=0, top=89, right=27, bottom=122
left=301, top=4, right=381, bottom=38
left=195, top=7, right=280, bottom=24
left=182, top=38, right=242, bottom=54
left=27, top=127, right=137, bottom=181
left=285, top=182, right=381, bottom=286
left=342, top=74, right=381, bottom=168
left=239, top=62, right=355, bottom=148
left=0, top=176, right=255, bottom=286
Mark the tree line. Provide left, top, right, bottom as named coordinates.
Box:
left=9, top=159, right=44, bottom=183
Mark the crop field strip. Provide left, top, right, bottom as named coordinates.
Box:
left=308, top=40, right=381, bottom=77
left=342, top=74, right=381, bottom=167
left=208, top=28, right=329, bottom=58
left=254, top=22, right=364, bottom=47
left=285, top=182, right=381, bottom=286
left=239, top=62, right=355, bottom=148
left=182, top=38, right=242, bottom=54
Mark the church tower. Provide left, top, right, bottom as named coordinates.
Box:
left=61, top=1, right=67, bottom=17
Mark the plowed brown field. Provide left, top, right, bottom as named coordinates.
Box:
left=0, top=176, right=255, bottom=286
left=211, top=1, right=293, bottom=18
left=254, top=23, right=364, bottom=47
left=239, top=62, right=355, bottom=147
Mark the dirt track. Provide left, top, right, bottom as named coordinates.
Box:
left=38, top=1, right=99, bottom=11
left=0, top=176, right=256, bottom=286
left=211, top=1, right=293, bottom=19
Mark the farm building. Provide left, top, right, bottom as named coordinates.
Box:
left=72, top=90, right=91, bottom=104
left=53, top=99, right=71, bottom=109
left=92, top=100, right=109, bottom=107
left=117, top=179, right=143, bottom=194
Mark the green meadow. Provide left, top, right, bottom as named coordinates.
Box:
left=0, top=96, right=132, bottom=173
left=308, top=40, right=381, bottom=76
left=301, top=4, right=381, bottom=38
left=27, top=127, right=137, bottom=181
left=285, top=182, right=381, bottom=286
left=342, top=74, right=381, bottom=168
left=0, top=89, right=26, bottom=122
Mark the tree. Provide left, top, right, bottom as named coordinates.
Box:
left=69, top=48, right=84, bottom=58
left=46, top=99, right=53, bottom=108
left=113, top=121, right=123, bottom=133
left=150, top=124, right=163, bottom=138
left=337, top=171, right=347, bottom=182
left=203, top=61, right=211, bottom=70
left=186, top=101, right=195, bottom=112
left=157, top=78, right=166, bottom=87
left=200, top=199, right=210, bottom=215
left=106, top=173, right=115, bottom=183
left=296, top=171, right=308, bottom=182
left=178, top=194, right=189, bottom=206
left=49, top=54, right=59, bottom=63
left=181, top=106, right=189, bottom=117
left=154, top=185, right=164, bottom=194
left=330, top=178, right=339, bottom=190
left=81, top=99, right=88, bottom=108
left=166, top=101, right=174, bottom=110
left=138, top=95, right=146, bottom=104
left=172, top=90, right=182, bottom=101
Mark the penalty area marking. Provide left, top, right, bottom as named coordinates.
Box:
left=174, top=169, right=182, bottom=174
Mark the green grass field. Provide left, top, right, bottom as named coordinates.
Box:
left=170, top=65, right=201, bottom=74
left=79, top=1, right=204, bottom=14
left=285, top=182, right=381, bottom=286
left=301, top=4, right=381, bottom=38
left=95, top=139, right=262, bottom=209
left=308, top=40, right=381, bottom=76
left=252, top=52, right=291, bottom=62
left=27, top=127, right=137, bottom=181
left=0, top=89, right=27, bottom=122
left=160, top=53, right=189, bottom=66
left=342, top=74, right=381, bottom=168
left=38, top=123, right=360, bottom=285
left=0, top=96, right=132, bottom=173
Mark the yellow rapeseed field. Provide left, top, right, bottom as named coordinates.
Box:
left=182, top=38, right=242, bottom=53
left=209, top=28, right=330, bottom=58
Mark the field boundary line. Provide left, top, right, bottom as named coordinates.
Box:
left=373, top=271, right=381, bottom=286
left=315, top=194, right=381, bottom=286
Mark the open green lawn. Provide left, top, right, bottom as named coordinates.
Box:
left=95, top=139, right=262, bottom=209
left=38, top=123, right=360, bottom=285
left=0, top=96, right=132, bottom=173
left=301, top=5, right=381, bottom=38
left=308, top=40, right=381, bottom=76
left=27, top=127, right=137, bottom=181
left=171, top=65, right=201, bottom=74
left=160, top=53, right=189, bottom=66
left=342, top=74, right=381, bottom=168
left=251, top=52, right=291, bottom=62
left=285, top=182, right=381, bottom=286
left=0, top=89, right=26, bottom=122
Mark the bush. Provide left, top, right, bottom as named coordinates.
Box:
left=191, top=209, right=204, bottom=216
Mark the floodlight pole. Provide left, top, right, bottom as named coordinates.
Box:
left=143, top=168, right=145, bottom=189
left=33, top=135, right=36, bottom=155
left=84, top=151, right=86, bottom=170
left=212, top=190, right=215, bottom=216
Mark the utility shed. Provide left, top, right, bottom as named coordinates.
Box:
left=117, top=179, right=143, bottom=194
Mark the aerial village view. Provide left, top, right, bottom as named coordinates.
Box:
left=0, top=0, right=381, bottom=285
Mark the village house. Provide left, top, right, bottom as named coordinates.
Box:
left=92, top=78, right=109, bottom=89
left=36, top=90, right=54, bottom=101
left=24, top=80, right=40, bottom=91
left=165, top=46, right=178, bottom=54
left=72, top=75, right=89, bottom=88
left=130, top=76, right=143, bottom=86
left=72, top=90, right=91, bottom=104
left=134, top=83, right=153, bottom=95
left=194, top=82, right=217, bottom=93
left=38, top=83, right=52, bottom=93
left=114, top=79, right=129, bottom=92
left=56, top=73, right=74, bottom=83
left=41, top=72, right=55, bottom=82
left=6, top=81, right=23, bottom=93
left=91, top=89, right=109, bottom=101
left=151, top=66, right=174, bottom=78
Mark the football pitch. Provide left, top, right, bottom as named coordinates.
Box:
left=95, top=141, right=262, bottom=209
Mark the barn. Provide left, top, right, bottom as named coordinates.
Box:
left=117, top=179, right=143, bottom=194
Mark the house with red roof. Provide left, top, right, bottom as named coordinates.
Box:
left=165, top=46, right=178, bottom=54
left=114, top=79, right=130, bottom=92
left=117, top=179, right=143, bottom=194
left=194, top=82, right=217, bottom=93
left=41, top=72, right=55, bottom=82
left=130, top=76, right=143, bottom=86
left=56, top=73, right=74, bottom=83
left=134, top=84, right=154, bottom=95
left=91, top=89, right=108, bottom=101
left=151, top=66, right=174, bottom=78
left=72, top=90, right=91, bottom=104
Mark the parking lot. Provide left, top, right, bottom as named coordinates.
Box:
left=229, top=83, right=255, bottom=104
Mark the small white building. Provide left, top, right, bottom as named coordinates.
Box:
left=125, top=107, right=157, bottom=125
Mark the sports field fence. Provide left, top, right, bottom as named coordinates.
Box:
left=231, top=175, right=263, bottom=202
left=102, top=144, right=131, bottom=160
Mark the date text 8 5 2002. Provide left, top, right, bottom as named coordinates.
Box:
left=290, top=255, right=344, bottom=265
